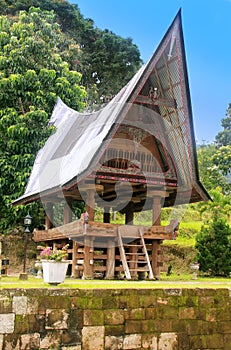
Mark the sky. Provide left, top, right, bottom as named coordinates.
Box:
left=70, top=0, right=231, bottom=145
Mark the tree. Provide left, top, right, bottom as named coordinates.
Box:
left=195, top=214, right=231, bottom=276
left=212, top=145, right=231, bottom=178
left=0, top=7, right=86, bottom=231
left=197, top=187, right=231, bottom=222
left=197, top=144, right=229, bottom=193
left=215, top=104, right=231, bottom=147
left=1, top=0, right=142, bottom=108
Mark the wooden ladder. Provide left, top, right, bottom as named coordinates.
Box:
left=117, top=227, right=154, bottom=280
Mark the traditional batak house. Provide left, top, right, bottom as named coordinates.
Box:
left=13, top=11, right=210, bottom=279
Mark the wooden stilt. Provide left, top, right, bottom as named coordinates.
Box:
left=152, top=195, right=161, bottom=226
left=45, top=202, right=54, bottom=230
left=83, top=237, right=93, bottom=279
left=83, top=190, right=95, bottom=279
left=103, top=207, right=111, bottom=224
left=64, top=200, right=72, bottom=225
left=152, top=195, right=162, bottom=279
left=125, top=202, right=135, bottom=277
left=152, top=240, right=161, bottom=279
left=125, top=202, right=134, bottom=225
left=71, top=241, right=79, bottom=278
left=106, top=239, right=115, bottom=279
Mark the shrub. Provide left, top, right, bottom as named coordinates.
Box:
left=195, top=215, right=231, bottom=276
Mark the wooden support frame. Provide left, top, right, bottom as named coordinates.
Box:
left=83, top=189, right=95, bottom=279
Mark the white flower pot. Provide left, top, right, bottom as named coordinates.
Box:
left=42, top=260, right=69, bottom=285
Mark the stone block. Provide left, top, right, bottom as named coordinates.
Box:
left=179, top=307, right=195, bottom=319
left=105, top=324, right=125, bottom=336
left=125, top=307, right=145, bottom=320
left=157, top=297, right=169, bottom=305
left=20, top=333, right=40, bottom=350
left=125, top=320, right=143, bottom=334
left=0, top=298, right=12, bottom=314
left=0, top=313, right=15, bottom=333
left=39, top=296, right=71, bottom=310
left=105, top=335, right=123, bottom=350
left=142, top=334, right=158, bottom=349
left=123, top=333, right=142, bottom=349
left=224, top=334, right=231, bottom=350
left=102, top=296, right=119, bottom=309
left=155, top=319, right=173, bottom=333
left=190, top=333, right=224, bottom=349
left=141, top=320, right=156, bottom=333
left=61, top=329, right=82, bottom=346
left=158, top=332, right=178, bottom=350
left=218, top=321, right=231, bottom=333
left=185, top=320, right=203, bottom=335
left=199, top=296, right=214, bottom=307
left=145, top=307, right=156, bottom=320
left=12, top=296, right=27, bottom=315
left=181, top=296, right=199, bottom=307
left=27, top=298, right=39, bottom=314
left=84, top=309, right=104, bottom=326
left=4, top=335, right=20, bottom=350
left=205, top=307, right=217, bottom=322
left=14, top=315, right=30, bottom=333
left=39, top=331, right=61, bottom=349
left=164, top=289, right=182, bottom=296
left=178, top=332, right=190, bottom=350
left=45, top=309, right=68, bottom=330
left=104, top=309, right=124, bottom=325
left=156, top=305, right=178, bottom=319
left=0, top=334, right=3, bottom=350
left=139, top=295, right=156, bottom=308
left=82, top=326, right=105, bottom=350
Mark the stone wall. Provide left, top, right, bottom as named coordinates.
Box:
left=0, top=288, right=230, bottom=349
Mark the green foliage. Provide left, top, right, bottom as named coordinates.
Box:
left=0, top=7, right=86, bottom=232
left=195, top=214, right=231, bottom=276
left=0, top=0, right=142, bottom=109
left=212, top=145, right=231, bottom=177
left=215, top=104, right=231, bottom=147
left=197, top=187, right=231, bottom=223
left=197, top=144, right=229, bottom=194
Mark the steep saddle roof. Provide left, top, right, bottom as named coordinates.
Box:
left=13, top=10, right=210, bottom=208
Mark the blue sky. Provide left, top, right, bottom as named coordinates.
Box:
left=70, top=0, right=231, bottom=145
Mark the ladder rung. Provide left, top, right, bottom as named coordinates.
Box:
left=126, top=252, right=145, bottom=255
left=124, top=244, right=142, bottom=247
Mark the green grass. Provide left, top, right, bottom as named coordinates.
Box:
left=1, top=275, right=230, bottom=289
left=163, top=236, right=196, bottom=248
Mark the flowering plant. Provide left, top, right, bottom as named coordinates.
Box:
left=40, top=244, right=69, bottom=262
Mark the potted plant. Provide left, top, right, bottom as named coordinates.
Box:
left=40, top=244, right=69, bottom=285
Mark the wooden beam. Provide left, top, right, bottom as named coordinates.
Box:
left=71, top=241, right=79, bottom=278
left=86, top=189, right=95, bottom=221
left=152, top=240, right=161, bottom=279
left=33, top=217, right=178, bottom=242
left=64, top=201, right=72, bottom=225
left=152, top=196, right=162, bottom=226
left=105, top=239, right=115, bottom=279
left=45, top=202, right=53, bottom=230
left=135, top=94, right=176, bottom=108
left=125, top=202, right=134, bottom=225
left=103, top=206, right=111, bottom=224
left=83, top=237, right=94, bottom=279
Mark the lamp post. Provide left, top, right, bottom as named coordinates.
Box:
left=19, top=213, right=32, bottom=280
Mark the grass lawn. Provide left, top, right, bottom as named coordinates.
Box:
left=1, top=274, right=230, bottom=289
